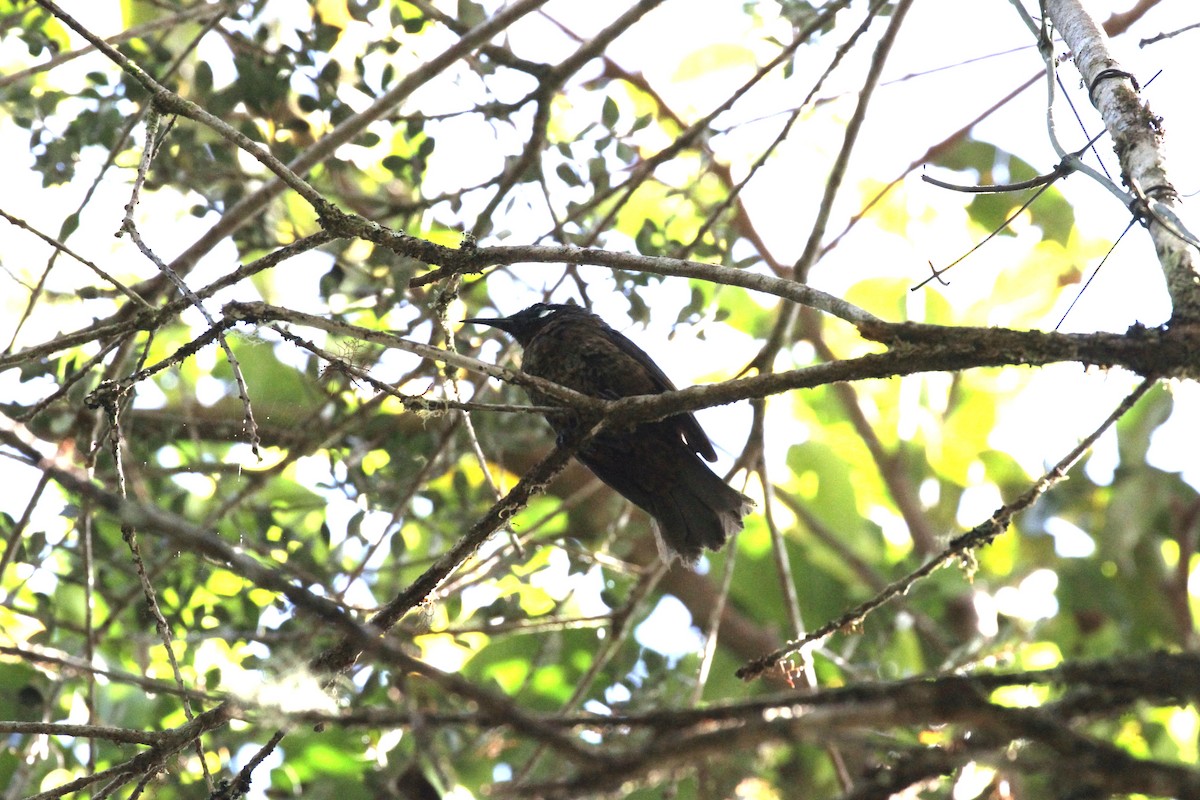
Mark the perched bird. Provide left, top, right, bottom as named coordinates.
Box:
left=464, top=302, right=752, bottom=564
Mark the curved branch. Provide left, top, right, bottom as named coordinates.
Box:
left=401, top=241, right=879, bottom=325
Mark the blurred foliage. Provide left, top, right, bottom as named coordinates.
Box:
left=0, top=1, right=1195, bottom=799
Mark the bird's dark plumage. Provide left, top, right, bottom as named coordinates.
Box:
left=465, top=302, right=752, bottom=564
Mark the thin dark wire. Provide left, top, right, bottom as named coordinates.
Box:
left=912, top=182, right=1054, bottom=290
left=1051, top=69, right=1162, bottom=329
left=1055, top=73, right=1113, bottom=182
left=1054, top=217, right=1137, bottom=331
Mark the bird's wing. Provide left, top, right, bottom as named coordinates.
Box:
left=604, top=329, right=719, bottom=463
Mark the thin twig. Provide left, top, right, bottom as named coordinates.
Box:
left=737, top=375, right=1157, bottom=680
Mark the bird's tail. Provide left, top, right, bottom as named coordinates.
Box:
left=648, top=459, right=753, bottom=565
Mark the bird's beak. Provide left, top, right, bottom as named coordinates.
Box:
left=462, top=315, right=512, bottom=332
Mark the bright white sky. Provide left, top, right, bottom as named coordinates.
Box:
left=2, top=0, right=1200, bottom=646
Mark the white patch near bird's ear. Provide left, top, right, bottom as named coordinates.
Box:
left=536, top=306, right=556, bottom=319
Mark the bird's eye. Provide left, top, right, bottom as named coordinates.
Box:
left=536, top=307, right=555, bottom=319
